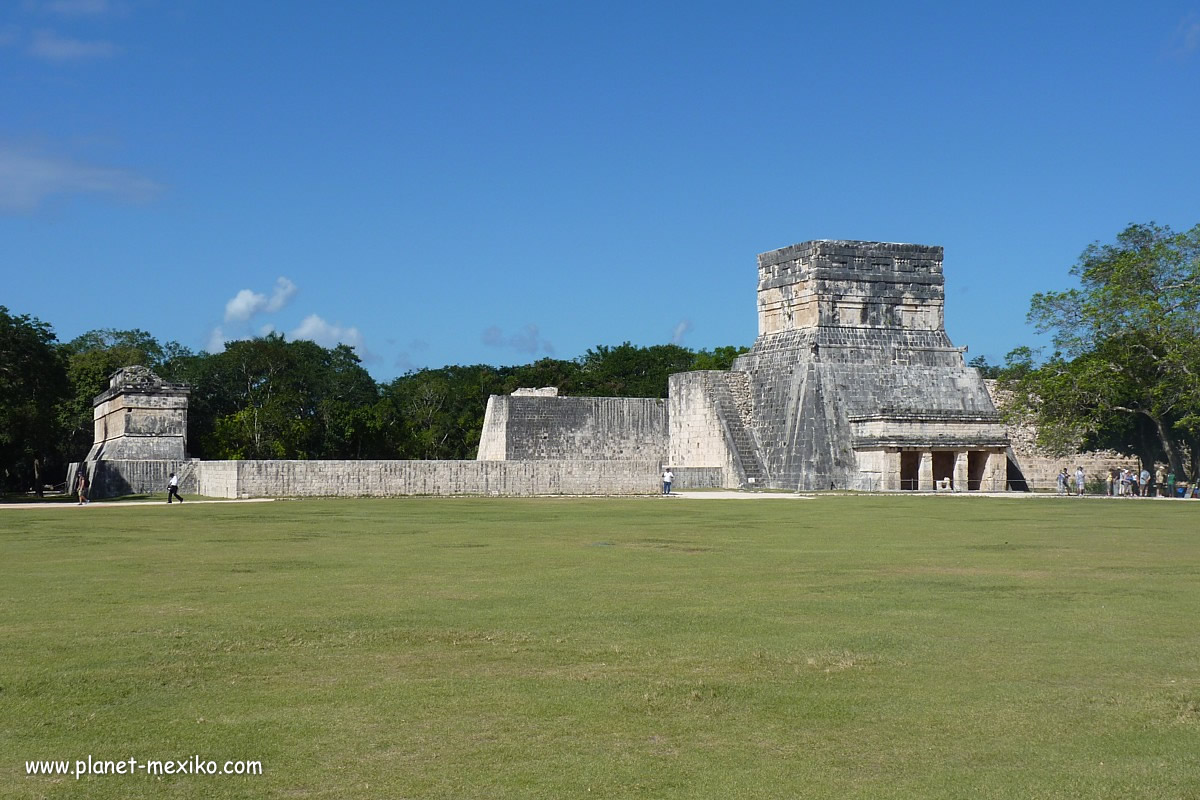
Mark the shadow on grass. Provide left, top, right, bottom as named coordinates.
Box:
left=1, top=493, right=158, bottom=505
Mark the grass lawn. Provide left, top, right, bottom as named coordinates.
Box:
left=2, top=496, right=1199, bottom=799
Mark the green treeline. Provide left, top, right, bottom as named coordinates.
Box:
left=0, top=313, right=747, bottom=494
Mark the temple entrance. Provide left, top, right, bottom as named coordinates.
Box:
left=967, top=451, right=987, bottom=491
left=932, top=451, right=955, bottom=489
left=900, top=451, right=920, bottom=490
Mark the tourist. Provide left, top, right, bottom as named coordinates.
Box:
left=1057, top=468, right=1068, bottom=495
left=662, top=467, right=674, bottom=495
left=75, top=470, right=89, bottom=505
left=1140, top=468, right=1151, bottom=497
left=167, top=472, right=183, bottom=504
left=1075, top=466, right=1085, bottom=496
left=1167, top=471, right=1176, bottom=498
left=1108, top=468, right=1117, bottom=496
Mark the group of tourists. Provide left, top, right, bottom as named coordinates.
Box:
left=1056, top=467, right=1086, bottom=496
left=1057, top=466, right=1194, bottom=498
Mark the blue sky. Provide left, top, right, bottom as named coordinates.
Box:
left=3, top=0, right=1198, bottom=380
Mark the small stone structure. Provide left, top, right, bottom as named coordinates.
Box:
left=67, top=366, right=197, bottom=497
left=87, top=366, right=189, bottom=461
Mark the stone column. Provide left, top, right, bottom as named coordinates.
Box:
left=885, top=449, right=901, bottom=491
left=985, top=449, right=1007, bottom=491
left=918, top=452, right=933, bottom=491
left=953, top=451, right=968, bottom=491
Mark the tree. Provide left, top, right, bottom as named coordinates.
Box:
left=0, top=307, right=69, bottom=494
left=193, top=336, right=381, bottom=460
left=691, top=345, right=750, bottom=372
left=380, top=365, right=507, bottom=459
left=1017, top=222, right=1200, bottom=477
left=576, top=342, right=696, bottom=397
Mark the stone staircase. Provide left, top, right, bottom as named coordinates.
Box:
left=712, top=372, right=766, bottom=487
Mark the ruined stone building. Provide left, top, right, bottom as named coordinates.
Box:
left=73, top=239, right=1021, bottom=498
left=480, top=240, right=1011, bottom=492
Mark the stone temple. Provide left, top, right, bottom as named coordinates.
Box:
left=480, top=239, right=1011, bottom=492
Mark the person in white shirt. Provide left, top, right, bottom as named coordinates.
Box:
left=662, top=468, right=674, bottom=495
left=167, top=472, right=183, bottom=504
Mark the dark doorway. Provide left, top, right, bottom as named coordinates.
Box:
left=967, top=451, right=987, bottom=491
left=900, top=451, right=920, bottom=490
left=932, top=451, right=955, bottom=489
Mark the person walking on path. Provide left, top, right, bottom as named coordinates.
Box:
left=1140, top=468, right=1152, bottom=497
left=75, top=470, right=89, bottom=505
left=1057, top=468, right=1068, bottom=495
left=1075, top=466, right=1085, bottom=496
left=167, top=472, right=183, bottom=504
left=662, top=468, right=674, bottom=496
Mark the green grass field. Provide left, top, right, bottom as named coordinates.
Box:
left=2, top=496, right=1199, bottom=799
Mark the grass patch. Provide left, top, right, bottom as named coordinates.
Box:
left=2, top=497, right=1199, bottom=798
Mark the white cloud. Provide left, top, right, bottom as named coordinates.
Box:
left=265, top=276, right=297, bottom=312
left=29, top=29, right=118, bottom=61
left=671, top=319, right=693, bottom=345
left=0, top=144, right=158, bottom=211
left=224, top=289, right=266, bottom=323
left=291, top=314, right=375, bottom=360
left=205, top=327, right=226, bottom=354
left=482, top=324, right=554, bottom=356
left=222, top=277, right=297, bottom=322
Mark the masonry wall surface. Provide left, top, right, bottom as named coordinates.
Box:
left=73, top=459, right=663, bottom=499
left=68, top=459, right=198, bottom=498
left=218, top=459, right=661, bottom=498
left=667, top=372, right=751, bottom=488
left=477, top=396, right=668, bottom=461
left=668, top=467, right=725, bottom=489
left=476, top=396, right=508, bottom=460
left=198, top=461, right=237, bottom=498
left=1015, top=455, right=1140, bottom=492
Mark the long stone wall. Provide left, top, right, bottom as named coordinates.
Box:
left=74, top=459, right=664, bottom=499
